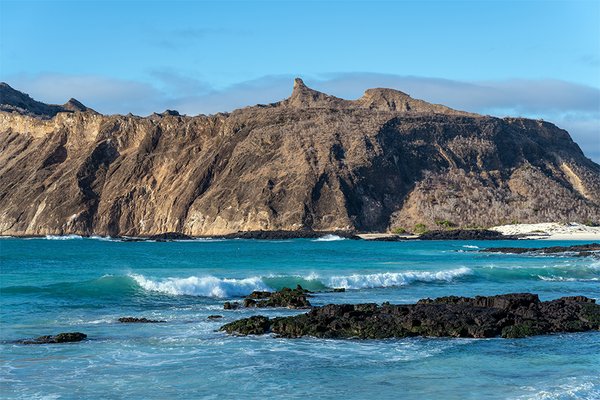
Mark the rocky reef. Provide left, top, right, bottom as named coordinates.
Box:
left=220, top=293, right=600, bottom=339
left=16, top=332, right=87, bottom=344
left=1, top=79, right=599, bottom=236
left=224, top=285, right=312, bottom=310
left=118, top=317, right=165, bottom=323
left=482, top=243, right=600, bottom=257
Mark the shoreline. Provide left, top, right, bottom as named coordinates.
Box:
left=1, top=223, right=599, bottom=241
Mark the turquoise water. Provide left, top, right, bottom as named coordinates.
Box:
left=1, top=236, right=599, bottom=399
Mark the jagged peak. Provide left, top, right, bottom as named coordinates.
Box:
left=63, top=98, right=88, bottom=112
left=293, top=77, right=306, bottom=89
left=280, top=78, right=476, bottom=116
left=283, top=77, right=351, bottom=109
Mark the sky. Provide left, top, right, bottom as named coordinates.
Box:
left=1, top=0, right=599, bottom=161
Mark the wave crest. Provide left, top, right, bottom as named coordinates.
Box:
left=325, top=267, right=472, bottom=289
left=129, top=274, right=272, bottom=298
left=44, top=234, right=84, bottom=240
left=313, top=234, right=345, bottom=242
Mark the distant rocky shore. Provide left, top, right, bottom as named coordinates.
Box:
left=481, top=243, right=600, bottom=257
left=0, top=228, right=526, bottom=241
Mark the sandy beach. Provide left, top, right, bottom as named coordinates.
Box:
left=490, top=222, right=600, bottom=240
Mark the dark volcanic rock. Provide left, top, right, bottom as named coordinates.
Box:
left=207, top=315, right=223, bottom=320
left=250, top=286, right=312, bottom=309
left=223, top=301, right=240, bottom=310
left=17, top=332, right=87, bottom=344
left=147, top=232, right=193, bottom=241
left=222, top=316, right=271, bottom=335
left=1, top=79, right=599, bottom=237
left=419, top=229, right=516, bottom=240
left=118, top=317, right=165, bottom=323
left=222, top=230, right=359, bottom=240
left=220, top=294, right=600, bottom=339
left=224, top=286, right=312, bottom=310
left=482, top=243, right=600, bottom=257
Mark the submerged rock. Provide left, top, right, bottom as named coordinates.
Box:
left=17, top=332, right=87, bottom=344
left=220, top=294, right=600, bottom=339
left=118, top=317, right=166, bottom=323
left=223, top=301, right=240, bottom=310
left=207, top=315, right=223, bottom=320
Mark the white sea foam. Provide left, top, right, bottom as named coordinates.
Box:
left=89, top=235, right=120, bottom=242
left=537, top=276, right=599, bottom=282
left=515, top=377, right=600, bottom=400
left=44, top=234, right=84, bottom=240
left=129, top=274, right=272, bottom=298
left=325, top=267, right=472, bottom=289
left=462, top=245, right=479, bottom=249
left=313, top=234, right=345, bottom=242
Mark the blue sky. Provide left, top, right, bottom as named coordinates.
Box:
left=1, top=0, right=599, bottom=161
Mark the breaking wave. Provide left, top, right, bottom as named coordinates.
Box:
left=324, top=268, right=473, bottom=289
left=129, top=268, right=472, bottom=297
left=313, top=234, right=346, bottom=242
left=129, top=274, right=272, bottom=298
left=44, top=234, right=84, bottom=240
left=5, top=261, right=596, bottom=301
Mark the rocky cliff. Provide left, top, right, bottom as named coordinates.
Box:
left=1, top=79, right=599, bottom=236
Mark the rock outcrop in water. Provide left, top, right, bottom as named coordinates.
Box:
left=118, top=317, right=165, bottom=323
left=482, top=243, right=600, bottom=257
left=224, top=286, right=312, bottom=310
left=1, top=79, right=599, bottom=236
left=220, top=294, right=600, bottom=339
left=16, top=332, right=87, bottom=344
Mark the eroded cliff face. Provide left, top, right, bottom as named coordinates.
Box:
left=1, top=79, right=599, bottom=236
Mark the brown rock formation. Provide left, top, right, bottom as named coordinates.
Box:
left=0, top=79, right=599, bottom=236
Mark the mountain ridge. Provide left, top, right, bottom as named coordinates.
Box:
left=0, top=79, right=598, bottom=236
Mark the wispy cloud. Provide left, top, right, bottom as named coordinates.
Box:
left=579, top=54, right=600, bottom=68
left=4, top=72, right=599, bottom=162
left=150, top=27, right=251, bottom=50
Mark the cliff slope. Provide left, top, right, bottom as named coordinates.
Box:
left=1, top=79, right=599, bottom=236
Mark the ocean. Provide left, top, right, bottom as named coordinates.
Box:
left=1, top=236, right=599, bottom=399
